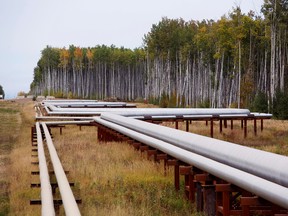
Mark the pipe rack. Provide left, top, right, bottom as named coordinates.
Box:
left=94, top=117, right=288, bottom=209
left=100, top=113, right=288, bottom=188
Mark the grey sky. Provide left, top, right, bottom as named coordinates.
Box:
left=0, top=0, right=263, bottom=98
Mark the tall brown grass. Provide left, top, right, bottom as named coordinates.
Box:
left=0, top=101, right=22, bottom=215
left=52, top=125, right=199, bottom=215
left=163, top=118, right=288, bottom=156
left=9, top=100, right=39, bottom=216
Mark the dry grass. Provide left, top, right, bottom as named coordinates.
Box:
left=0, top=100, right=38, bottom=216
left=163, top=118, right=288, bottom=156
left=51, top=125, right=198, bottom=215
left=0, top=101, right=22, bottom=215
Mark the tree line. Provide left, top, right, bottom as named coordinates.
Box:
left=30, top=0, right=288, bottom=117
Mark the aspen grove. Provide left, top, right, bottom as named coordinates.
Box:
left=30, top=2, right=288, bottom=113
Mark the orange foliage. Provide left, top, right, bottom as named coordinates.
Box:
left=60, top=48, right=69, bottom=67
left=86, top=49, right=93, bottom=61
left=74, top=47, right=83, bottom=60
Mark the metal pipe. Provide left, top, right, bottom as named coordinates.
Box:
left=94, top=117, right=288, bottom=209
left=41, top=123, right=81, bottom=216
left=36, top=122, right=55, bottom=216
left=42, top=99, right=98, bottom=103
left=36, top=116, right=94, bottom=121
left=43, top=121, right=92, bottom=126
left=42, top=101, right=126, bottom=106
left=46, top=105, right=251, bottom=116
left=100, top=113, right=288, bottom=188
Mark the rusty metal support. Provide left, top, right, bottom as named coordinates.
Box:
left=180, top=166, right=195, bottom=202
left=216, top=184, right=231, bottom=216
left=220, top=119, right=223, bottom=134
left=244, top=118, right=247, bottom=138
left=203, top=185, right=216, bottom=216
left=167, top=159, right=180, bottom=190
left=210, top=118, right=214, bottom=138
left=196, top=182, right=203, bottom=212
left=224, top=120, right=227, bottom=128
left=254, top=119, right=257, bottom=136
left=261, top=119, right=264, bottom=131
left=95, top=116, right=288, bottom=210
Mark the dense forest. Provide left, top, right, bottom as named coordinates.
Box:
left=30, top=0, right=288, bottom=116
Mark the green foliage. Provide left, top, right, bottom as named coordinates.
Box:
left=197, top=99, right=210, bottom=108
left=43, top=89, right=49, bottom=97
left=30, top=3, right=288, bottom=108
left=40, top=45, right=60, bottom=69
left=251, top=91, right=268, bottom=113
left=148, top=96, right=159, bottom=105
left=159, top=92, right=169, bottom=108
left=0, top=85, right=4, bottom=99
left=273, top=90, right=288, bottom=119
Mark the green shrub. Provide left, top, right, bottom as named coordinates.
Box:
left=273, top=90, right=288, bottom=119
left=159, top=92, right=169, bottom=108
left=251, top=91, right=268, bottom=113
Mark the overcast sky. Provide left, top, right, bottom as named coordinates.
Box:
left=0, top=0, right=263, bottom=98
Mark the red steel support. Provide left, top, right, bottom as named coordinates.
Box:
left=216, top=184, right=232, bottom=216
left=203, top=185, right=216, bottom=216
left=254, top=118, right=257, bottom=136
left=180, top=166, right=195, bottom=202
left=210, top=118, right=214, bottom=138
left=261, top=119, right=264, bottom=131
left=186, top=120, right=189, bottom=132
left=167, top=159, right=180, bottom=190
left=244, top=118, right=247, bottom=138
left=224, top=119, right=227, bottom=128
left=220, top=119, right=223, bottom=134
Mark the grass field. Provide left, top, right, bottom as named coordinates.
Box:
left=1, top=99, right=288, bottom=215
left=0, top=101, right=21, bottom=215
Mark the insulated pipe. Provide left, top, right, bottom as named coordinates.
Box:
left=44, top=120, right=92, bottom=126
left=41, top=123, right=81, bottom=216
left=36, top=122, right=55, bottom=216
left=42, top=101, right=127, bottom=106
left=94, top=117, right=288, bottom=209
left=100, top=113, right=288, bottom=188
left=42, top=99, right=98, bottom=103
left=46, top=105, right=250, bottom=116
left=36, top=116, right=94, bottom=121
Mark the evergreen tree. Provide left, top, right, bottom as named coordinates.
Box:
left=0, top=85, right=5, bottom=99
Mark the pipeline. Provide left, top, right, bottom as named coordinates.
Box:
left=94, top=117, right=288, bottom=209
left=36, top=122, right=55, bottom=216
left=41, top=123, right=81, bottom=216
left=100, top=113, right=288, bottom=188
